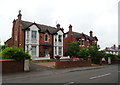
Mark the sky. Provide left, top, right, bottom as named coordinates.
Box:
left=0, top=0, right=119, bottom=49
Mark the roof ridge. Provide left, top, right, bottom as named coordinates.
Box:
left=22, top=20, right=56, bottom=29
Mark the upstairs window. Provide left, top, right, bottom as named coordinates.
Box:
left=44, top=34, right=49, bottom=42
left=27, top=31, right=29, bottom=39
left=55, top=35, right=57, bottom=42
left=58, top=35, right=62, bottom=42
left=31, top=31, right=37, bottom=40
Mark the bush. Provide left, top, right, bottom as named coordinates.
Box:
left=2, top=46, right=31, bottom=60
left=77, top=47, right=89, bottom=60
left=67, top=42, right=80, bottom=58
left=105, top=53, right=118, bottom=61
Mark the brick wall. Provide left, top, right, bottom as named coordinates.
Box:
left=1, top=60, right=24, bottom=73
left=55, top=57, right=91, bottom=69
left=39, top=32, right=53, bottom=57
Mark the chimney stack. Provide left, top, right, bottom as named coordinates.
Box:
left=17, top=10, right=22, bottom=20
left=118, top=45, right=120, bottom=49
left=89, top=31, right=93, bottom=37
left=56, top=24, right=60, bottom=29
left=113, top=44, right=116, bottom=49
left=69, top=24, right=72, bottom=34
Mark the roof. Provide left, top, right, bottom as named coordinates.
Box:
left=21, top=20, right=63, bottom=34
left=66, top=31, right=98, bottom=41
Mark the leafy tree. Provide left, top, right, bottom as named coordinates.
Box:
left=2, top=46, right=31, bottom=60
left=77, top=47, right=89, bottom=60
left=86, top=44, right=101, bottom=64
left=67, top=42, right=80, bottom=58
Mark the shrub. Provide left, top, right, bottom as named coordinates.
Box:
left=105, top=53, right=117, bottom=61
left=67, top=42, right=80, bottom=58
left=77, top=47, right=89, bottom=60
left=2, top=46, right=31, bottom=60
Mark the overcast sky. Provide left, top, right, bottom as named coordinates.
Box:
left=0, top=0, right=119, bottom=49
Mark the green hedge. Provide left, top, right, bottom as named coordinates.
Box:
left=1, top=46, right=31, bottom=60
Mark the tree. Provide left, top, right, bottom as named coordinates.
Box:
left=77, top=47, right=89, bottom=60
left=67, top=42, right=80, bottom=58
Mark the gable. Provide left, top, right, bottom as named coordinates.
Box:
left=29, top=24, right=40, bottom=31
left=57, top=30, right=64, bottom=35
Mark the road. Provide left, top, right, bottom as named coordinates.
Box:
left=2, top=64, right=119, bottom=83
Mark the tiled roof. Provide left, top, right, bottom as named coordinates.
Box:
left=21, top=20, right=62, bottom=34
left=72, top=32, right=97, bottom=41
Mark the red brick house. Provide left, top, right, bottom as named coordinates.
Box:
left=5, top=11, right=64, bottom=60
left=63, top=24, right=98, bottom=56
left=5, top=11, right=98, bottom=60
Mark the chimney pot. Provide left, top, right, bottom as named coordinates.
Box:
left=56, top=24, right=60, bottom=28
left=89, top=31, right=93, bottom=37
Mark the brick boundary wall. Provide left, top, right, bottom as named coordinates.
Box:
left=0, top=60, right=24, bottom=73
left=55, top=57, right=92, bottom=69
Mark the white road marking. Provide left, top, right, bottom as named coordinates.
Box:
left=63, top=82, right=74, bottom=85
left=89, top=73, right=111, bottom=80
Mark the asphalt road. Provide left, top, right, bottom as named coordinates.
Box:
left=2, top=64, right=119, bottom=83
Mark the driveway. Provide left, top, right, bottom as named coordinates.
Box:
left=30, top=62, right=54, bottom=72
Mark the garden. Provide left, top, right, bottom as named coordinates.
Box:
left=0, top=45, right=31, bottom=73
left=66, top=42, right=119, bottom=64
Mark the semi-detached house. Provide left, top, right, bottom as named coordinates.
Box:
left=5, top=11, right=98, bottom=60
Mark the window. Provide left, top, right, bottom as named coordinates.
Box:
left=31, top=31, right=37, bottom=40
left=26, top=45, right=29, bottom=52
left=82, top=40, right=84, bottom=45
left=32, top=46, right=36, bottom=56
left=58, top=35, right=62, bottom=42
left=55, top=47, right=57, bottom=55
left=44, top=34, right=49, bottom=42
left=55, top=35, right=57, bottom=42
left=87, top=40, right=89, bottom=46
left=27, top=31, right=29, bottom=39
left=58, top=47, right=62, bottom=55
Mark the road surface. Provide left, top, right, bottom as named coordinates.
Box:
left=2, top=64, right=119, bottom=83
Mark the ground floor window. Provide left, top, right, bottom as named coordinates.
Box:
left=55, top=47, right=57, bottom=55
left=26, top=45, right=29, bottom=52
left=58, top=47, right=62, bottom=55
left=32, top=46, right=36, bottom=56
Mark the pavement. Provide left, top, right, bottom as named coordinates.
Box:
left=29, top=61, right=105, bottom=73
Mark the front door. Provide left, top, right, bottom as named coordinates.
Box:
left=45, top=48, right=49, bottom=57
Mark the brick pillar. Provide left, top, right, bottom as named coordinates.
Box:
left=99, top=57, right=102, bottom=65
left=55, top=55, right=61, bottom=69
left=88, top=56, right=92, bottom=66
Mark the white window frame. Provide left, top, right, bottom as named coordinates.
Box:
left=58, top=47, right=62, bottom=55
left=32, top=46, right=36, bottom=56
left=55, top=47, right=57, bottom=55
left=31, top=31, right=37, bottom=40
left=58, top=35, right=62, bottom=42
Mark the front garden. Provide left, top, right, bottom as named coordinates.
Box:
left=66, top=42, right=119, bottom=64
left=0, top=45, right=31, bottom=73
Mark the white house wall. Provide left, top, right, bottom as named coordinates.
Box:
left=53, top=30, right=63, bottom=57
left=25, top=24, right=39, bottom=59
